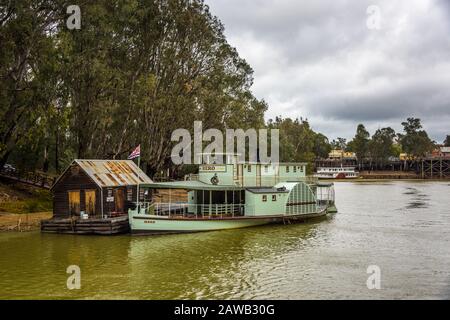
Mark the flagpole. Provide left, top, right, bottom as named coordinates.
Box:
left=137, top=155, right=140, bottom=213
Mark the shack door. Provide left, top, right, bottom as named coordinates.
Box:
left=85, top=190, right=96, bottom=215
left=68, top=191, right=80, bottom=215
left=114, top=189, right=125, bottom=213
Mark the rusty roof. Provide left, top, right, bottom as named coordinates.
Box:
left=72, top=159, right=153, bottom=187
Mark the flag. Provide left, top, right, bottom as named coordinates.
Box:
left=128, top=145, right=140, bottom=160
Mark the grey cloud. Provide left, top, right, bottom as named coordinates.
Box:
left=207, top=0, right=450, bottom=142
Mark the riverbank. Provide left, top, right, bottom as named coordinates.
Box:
left=0, top=212, right=52, bottom=232
left=359, top=170, right=419, bottom=179
left=319, top=170, right=450, bottom=181
left=0, top=181, right=53, bottom=231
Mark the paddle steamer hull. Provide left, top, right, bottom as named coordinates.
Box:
left=129, top=209, right=330, bottom=235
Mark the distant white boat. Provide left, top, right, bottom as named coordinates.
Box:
left=314, top=166, right=359, bottom=179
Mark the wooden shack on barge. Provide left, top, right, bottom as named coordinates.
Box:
left=41, top=159, right=153, bottom=234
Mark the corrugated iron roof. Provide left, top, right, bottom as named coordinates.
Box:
left=74, top=159, right=153, bottom=187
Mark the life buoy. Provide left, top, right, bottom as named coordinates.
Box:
left=210, top=174, right=219, bottom=185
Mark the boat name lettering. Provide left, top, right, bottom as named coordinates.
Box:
left=199, top=165, right=226, bottom=172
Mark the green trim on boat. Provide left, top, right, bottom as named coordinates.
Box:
left=140, top=180, right=244, bottom=190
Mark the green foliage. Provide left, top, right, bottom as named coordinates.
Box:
left=0, top=0, right=62, bottom=169
left=1, top=0, right=267, bottom=176
left=369, top=127, right=396, bottom=166
left=0, top=188, right=52, bottom=214
left=398, top=118, right=435, bottom=158
left=312, top=133, right=331, bottom=159
left=267, top=117, right=327, bottom=172
left=347, top=124, right=370, bottom=162
left=330, top=138, right=347, bottom=151
left=444, top=135, right=450, bottom=147
left=391, top=143, right=402, bottom=157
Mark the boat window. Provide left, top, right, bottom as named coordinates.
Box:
left=272, top=195, right=277, bottom=201
left=293, top=166, right=297, bottom=173
left=262, top=195, right=267, bottom=202
left=286, top=166, right=290, bottom=173
left=247, top=165, right=251, bottom=173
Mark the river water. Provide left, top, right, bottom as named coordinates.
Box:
left=0, top=181, right=449, bottom=299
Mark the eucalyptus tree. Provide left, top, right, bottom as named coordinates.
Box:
left=1, top=0, right=267, bottom=176
left=444, top=135, right=450, bottom=147
left=55, top=0, right=266, bottom=175
left=368, top=127, right=396, bottom=169
left=0, top=0, right=63, bottom=168
left=398, top=118, right=434, bottom=159
left=312, top=133, right=331, bottom=159
left=347, top=124, right=370, bottom=168
left=267, top=116, right=319, bottom=171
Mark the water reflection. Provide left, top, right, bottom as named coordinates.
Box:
left=1, top=181, right=450, bottom=299
left=126, top=221, right=326, bottom=299
left=403, top=186, right=430, bottom=209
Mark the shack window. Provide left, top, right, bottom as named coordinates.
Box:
left=127, top=188, right=133, bottom=201
left=85, top=190, right=96, bottom=215
left=272, top=194, right=277, bottom=201
left=262, top=195, right=267, bottom=202
left=68, top=191, right=80, bottom=215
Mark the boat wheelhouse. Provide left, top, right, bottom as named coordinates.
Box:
left=129, top=154, right=337, bottom=234
left=314, top=166, right=359, bottom=179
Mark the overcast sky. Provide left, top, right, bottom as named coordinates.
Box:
left=206, top=0, right=450, bottom=143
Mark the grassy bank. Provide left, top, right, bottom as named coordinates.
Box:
left=0, top=212, right=52, bottom=231
left=0, top=181, right=52, bottom=231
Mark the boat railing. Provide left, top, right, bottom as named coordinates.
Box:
left=315, top=184, right=335, bottom=207
left=246, top=176, right=320, bottom=185
left=135, top=202, right=248, bottom=219
left=184, top=175, right=319, bottom=186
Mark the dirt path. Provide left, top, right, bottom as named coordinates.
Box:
left=0, top=212, right=52, bottom=232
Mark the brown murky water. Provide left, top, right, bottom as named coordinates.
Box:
left=0, top=181, right=449, bottom=299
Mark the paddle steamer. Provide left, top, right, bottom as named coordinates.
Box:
left=314, top=166, right=359, bottom=179
left=129, top=154, right=337, bottom=234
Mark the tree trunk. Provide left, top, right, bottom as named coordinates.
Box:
left=43, top=144, right=49, bottom=172
left=55, top=130, right=59, bottom=173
